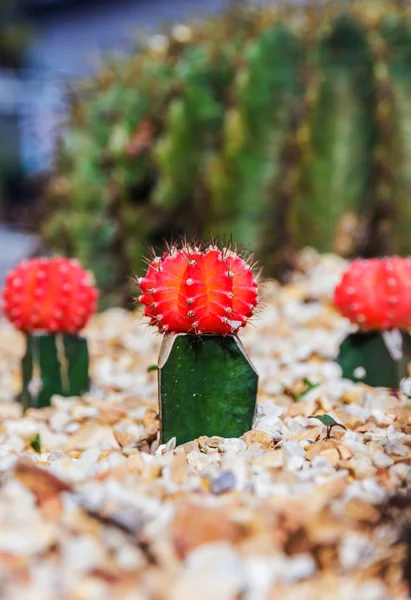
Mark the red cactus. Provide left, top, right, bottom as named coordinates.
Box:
left=333, top=257, right=411, bottom=330
left=2, top=257, right=98, bottom=333
left=138, top=244, right=258, bottom=335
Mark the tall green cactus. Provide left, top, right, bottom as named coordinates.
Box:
left=45, top=1, right=411, bottom=304
left=294, top=15, right=374, bottom=254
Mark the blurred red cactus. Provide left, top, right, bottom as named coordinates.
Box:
left=2, top=257, right=98, bottom=333
left=138, top=244, right=258, bottom=335
left=333, top=257, right=411, bottom=330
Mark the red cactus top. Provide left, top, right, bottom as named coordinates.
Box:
left=333, top=257, right=411, bottom=331
left=2, top=257, right=98, bottom=334
left=138, top=245, right=258, bottom=335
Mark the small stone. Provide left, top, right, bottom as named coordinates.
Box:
left=61, top=534, right=104, bottom=574
left=142, top=408, right=159, bottom=428
left=198, top=436, right=224, bottom=454
left=186, top=450, right=219, bottom=471
left=47, top=451, right=66, bottom=462
left=142, top=422, right=159, bottom=443
left=254, top=403, right=284, bottom=419
left=350, top=455, right=376, bottom=479
left=385, top=436, right=409, bottom=457
left=4, top=418, right=37, bottom=437
left=0, top=454, right=17, bottom=472
left=353, top=366, right=366, bottom=380
left=0, top=479, right=58, bottom=556
left=354, top=581, right=388, bottom=600
left=344, top=499, right=380, bottom=524
left=283, top=553, right=317, bottom=583
left=241, top=430, right=274, bottom=450
left=400, top=377, right=411, bottom=398
left=0, top=404, right=22, bottom=420
left=320, top=447, right=340, bottom=467
left=6, top=435, right=25, bottom=453
left=210, top=471, right=236, bottom=495
left=390, top=463, right=410, bottom=486
left=175, top=441, right=200, bottom=455
left=372, top=451, right=394, bottom=469
left=113, top=428, right=130, bottom=448
left=65, top=421, right=79, bottom=434
left=341, top=388, right=363, bottom=405
left=258, top=449, right=284, bottom=469
left=172, top=504, right=240, bottom=559
left=49, top=410, right=72, bottom=432
left=282, top=441, right=305, bottom=471
left=170, top=543, right=245, bottom=600
left=337, top=444, right=354, bottom=461
left=219, top=438, right=247, bottom=453
left=170, top=453, right=187, bottom=484
left=126, top=453, right=144, bottom=474
left=372, top=410, right=396, bottom=427
left=253, top=417, right=283, bottom=440
left=339, top=532, right=375, bottom=571
left=64, top=424, right=120, bottom=452
left=121, top=445, right=140, bottom=456
left=115, top=545, right=144, bottom=571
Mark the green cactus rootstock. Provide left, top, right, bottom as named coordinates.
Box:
left=44, top=1, right=411, bottom=304
left=158, top=334, right=258, bottom=445
left=338, top=331, right=411, bottom=389
left=21, top=333, right=89, bottom=410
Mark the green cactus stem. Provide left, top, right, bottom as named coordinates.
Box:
left=158, top=334, right=258, bottom=445
left=337, top=330, right=411, bottom=388
left=21, top=333, right=89, bottom=410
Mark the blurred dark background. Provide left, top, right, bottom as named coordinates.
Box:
left=0, top=0, right=247, bottom=223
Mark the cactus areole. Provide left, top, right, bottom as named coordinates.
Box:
left=2, top=257, right=98, bottom=409
left=139, top=243, right=259, bottom=444
left=334, top=257, right=411, bottom=388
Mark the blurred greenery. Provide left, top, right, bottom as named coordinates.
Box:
left=45, top=0, right=411, bottom=306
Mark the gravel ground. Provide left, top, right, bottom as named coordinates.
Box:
left=0, top=250, right=410, bottom=599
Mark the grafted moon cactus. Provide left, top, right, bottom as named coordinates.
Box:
left=138, top=242, right=259, bottom=445
left=333, top=257, right=411, bottom=388
left=3, top=257, right=98, bottom=333
left=2, top=257, right=98, bottom=409
left=333, top=257, right=411, bottom=331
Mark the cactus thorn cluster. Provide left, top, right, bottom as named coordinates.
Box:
left=333, top=257, right=411, bottom=331
left=2, top=257, right=98, bottom=333
left=138, top=243, right=258, bottom=335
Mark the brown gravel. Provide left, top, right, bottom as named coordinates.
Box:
left=0, top=250, right=410, bottom=599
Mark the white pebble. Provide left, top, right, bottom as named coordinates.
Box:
left=219, top=438, right=247, bottom=453
left=282, top=441, right=305, bottom=472
left=372, top=451, right=394, bottom=469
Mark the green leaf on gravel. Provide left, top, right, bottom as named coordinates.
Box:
left=309, top=414, right=347, bottom=439
left=296, top=378, right=320, bottom=400
left=30, top=433, right=42, bottom=453
left=309, top=414, right=336, bottom=427
left=147, top=364, right=159, bottom=372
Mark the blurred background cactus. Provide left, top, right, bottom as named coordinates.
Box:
left=44, top=1, right=411, bottom=305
